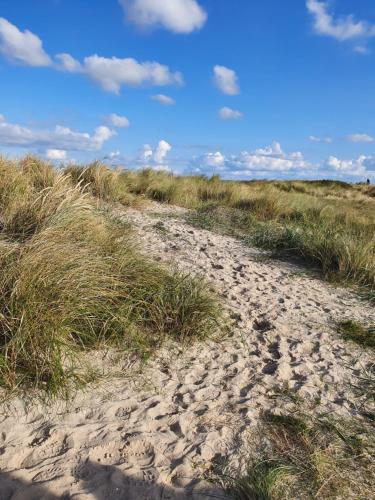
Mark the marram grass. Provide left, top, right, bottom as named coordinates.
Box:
left=0, top=157, right=221, bottom=395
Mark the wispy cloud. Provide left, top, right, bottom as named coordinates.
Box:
left=309, top=135, right=333, bottom=143
left=151, top=94, right=176, bottom=105
left=218, top=107, right=243, bottom=120
left=306, top=0, right=375, bottom=46
left=346, top=133, right=374, bottom=143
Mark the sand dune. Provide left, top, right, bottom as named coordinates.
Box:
left=1, top=202, right=374, bottom=499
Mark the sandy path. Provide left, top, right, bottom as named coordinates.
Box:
left=0, top=203, right=374, bottom=500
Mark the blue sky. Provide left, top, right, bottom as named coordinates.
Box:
left=0, top=0, right=375, bottom=180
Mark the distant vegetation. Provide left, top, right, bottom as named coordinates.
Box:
left=0, top=157, right=221, bottom=395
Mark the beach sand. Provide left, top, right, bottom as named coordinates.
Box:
left=1, top=202, right=374, bottom=499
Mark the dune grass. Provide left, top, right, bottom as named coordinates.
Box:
left=0, top=157, right=221, bottom=396
left=217, top=409, right=375, bottom=500
left=64, top=161, right=135, bottom=205
left=338, top=320, right=375, bottom=350
left=116, top=170, right=375, bottom=294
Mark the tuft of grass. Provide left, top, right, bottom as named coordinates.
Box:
left=218, top=410, right=375, bottom=500
left=64, top=162, right=135, bottom=205
left=338, top=320, right=375, bottom=349
left=0, top=157, right=222, bottom=396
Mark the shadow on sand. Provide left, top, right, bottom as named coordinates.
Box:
left=0, top=460, right=228, bottom=499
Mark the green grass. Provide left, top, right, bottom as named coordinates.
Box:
left=0, top=157, right=222, bottom=396
left=338, top=321, right=375, bottom=349
left=217, top=409, right=375, bottom=500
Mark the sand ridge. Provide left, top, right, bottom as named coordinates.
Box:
left=0, top=202, right=374, bottom=499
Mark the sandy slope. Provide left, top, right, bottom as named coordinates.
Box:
left=0, top=202, right=374, bottom=499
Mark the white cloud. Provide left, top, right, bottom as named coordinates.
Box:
left=46, top=149, right=67, bottom=160
left=62, top=54, right=183, bottom=94
left=151, top=94, right=175, bottom=105
left=202, top=151, right=226, bottom=169
left=108, top=150, right=121, bottom=159
left=326, top=155, right=375, bottom=177
left=235, top=142, right=312, bottom=173
left=0, top=18, right=183, bottom=95
left=154, top=140, right=172, bottom=163
left=354, top=45, right=370, bottom=55
left=107, top=113, right=130, bottom=128
left=195, top=142, right=315, bottom=178
left=55, top=53, right=83, bottom=72
left=0, top=17, right=51, bottom=66
left=0, top=114, right=116, bottom=152
left=213, top=65, right=240, bottom=95
left=309, top=135, right=333, bottom=143
left=346, top=133, right=374, bottom=143
left=139, top=140, right=172, bottom=170
left=306, top=0, right=375, bottom=42
left=119, top=0, right=207, bottom=34
left=219, top=107, right=243, bottom=120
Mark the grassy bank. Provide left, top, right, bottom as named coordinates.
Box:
left=0, top=157, right=221, bottom=395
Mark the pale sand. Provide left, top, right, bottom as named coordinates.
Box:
left=0, top=202, right=374, bottom=499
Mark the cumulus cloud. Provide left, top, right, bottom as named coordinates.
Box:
left=57, top=54, right=183, bottom=94
left=202, top=152, right=226, bottom=169
left=151, top=94, right=175, bottom=105
left=139, top=140, right=172, bottom=170
left=119, top=0, right=207, bottom=34
left=326, top=155, right=375, bottom=177
left=0, top=17, right=51, bottom=66
left=107, top=113, right=130, bottom=128
left=306, top=0, right=375, bottom=42
left=309, top=135, right=333, bottom=143
left=154, top=140, right=172, bottom=163
left=346, top=133, right=374, bottom=143
left=219, top=107, right=243, bottom=120
left=213, top=65, right=240, bottom=95
left=0, top=114, right=115, bottom=152
left=194, top=142, right=315, bottom=178
left=0, top=19, right=183, bottom=95
left=46, top=149, right=67, bottom=160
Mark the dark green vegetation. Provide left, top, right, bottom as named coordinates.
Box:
left=217, top=408, right=375, bottom=499
left=338, top=320, right=375, bottom=349
left=0, top=157, right=221, bottom=395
